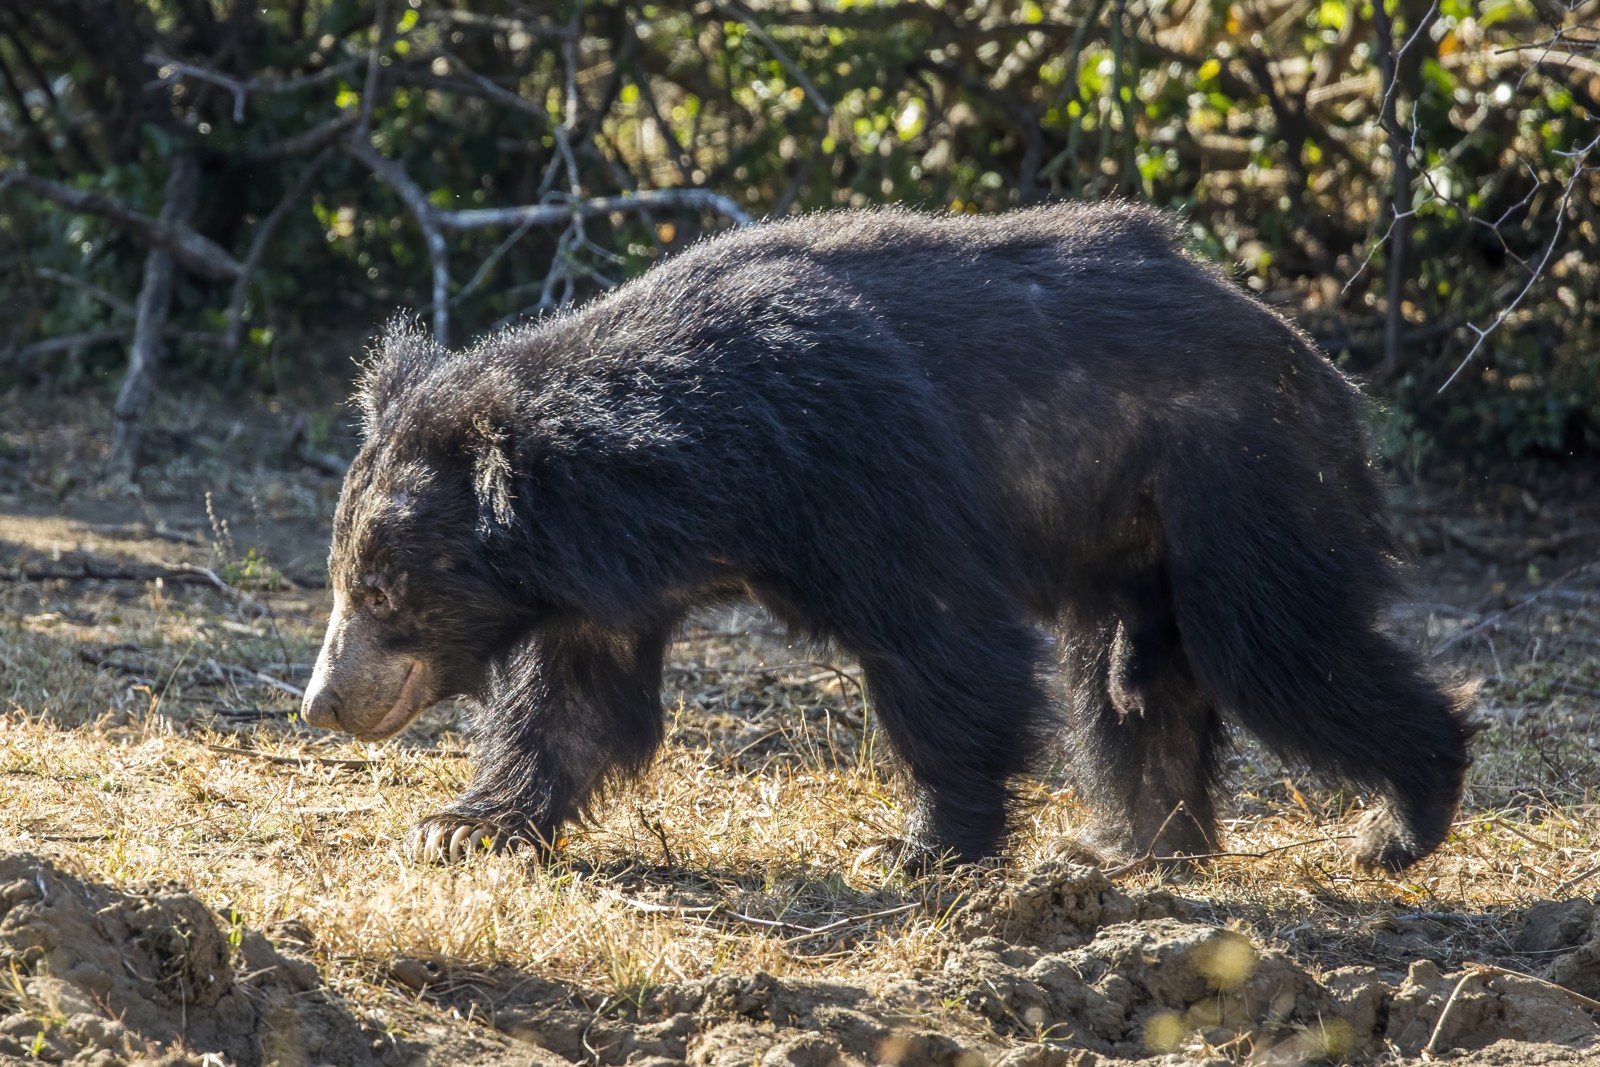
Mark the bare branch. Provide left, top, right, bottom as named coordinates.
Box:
left=345, top=130, right=750, bottom=343
left=27, top=267, right=135, bottom=317
left=355, top=0, right=389, bottom=139
left=144, top=53, right=359, bottom=102
left=244, top=111, right=358, bottom=162
left=0, top=168, right=241, bottom=281
left=715, top=2, right=833, bottom=118
left=424, top=10, right=576, bottom=41
left=440, top=190, right=753, bottom=231
left=423, top=48, right=552, bottom=124
left=342, top=134, right=452, bottom=344
left=146, top=53, right=249, bottom=121
left=1, top=330, right=123, bottom=368
left=108, top=153, right=202, bottom=483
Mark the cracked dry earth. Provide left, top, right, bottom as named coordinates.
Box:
left=2, top=855, right=1600, bottom=1066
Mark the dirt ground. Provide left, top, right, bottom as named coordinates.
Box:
left=1, top=391, right=1598, bottom=1066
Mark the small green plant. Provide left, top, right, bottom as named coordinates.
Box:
left=220, top=548, right=284, bottom=592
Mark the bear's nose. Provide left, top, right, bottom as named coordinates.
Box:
left=301, top=685, right=344, bottom=731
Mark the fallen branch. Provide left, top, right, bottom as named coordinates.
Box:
left=610, top=892, right=924, bottom=940
left=1437, top=560, right=1600, bottom=651
left=1, top=558, right=281, bottom=611
left=203, top=743, right=375, bottom=768
left=285, top=412, right=350, bottom=476
left=196, top=658, right=304, bottom=699
left=65, top=521, right=203, bottom=545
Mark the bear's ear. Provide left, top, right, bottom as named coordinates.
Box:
left=354, top=315, right=444, bottom=436
left=469, top=411, right=516, bottom=534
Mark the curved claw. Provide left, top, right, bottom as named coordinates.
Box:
left=407, top=816, right=504, bottom=863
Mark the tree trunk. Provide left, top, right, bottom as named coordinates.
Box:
left=106, top=153, right=200, bottom=486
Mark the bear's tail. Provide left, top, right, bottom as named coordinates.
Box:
left=1157, top=424, right=1475, bottom=870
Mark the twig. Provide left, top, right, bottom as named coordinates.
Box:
left=144, top=53, right=358, bottom=111
left=1460, top=962, right=1600, bottom=1012
left=175, top=565, right=271, bottom=616
left=211, top=708, right=293, bottom=722
left=1100, top=801, right=1188, bottom=874
left=1438, top=130, right=1599, bottom=393
left=636, top=808, right=676, bottom=867
left=1554, top=859, right=1600, bottom=894
left=425, top=47, right=552, bottom=123
left=1423, top=967, right=1481, bottom=1057
left=1, top=330, right=124, bottom=367
left=65, top=521, right=201, bottom=545
left=1425, top=957, right=1600, bottom=1056
left=355, top=0, right=390, bottom=139
left=244, top=112, right=359, bottom=162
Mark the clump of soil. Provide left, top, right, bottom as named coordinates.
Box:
left=2, top=852, right=1595, bottom=1066
left=935, top=861, right=1600, bottom=1061
left=0, top=852, right=520, bottom=1066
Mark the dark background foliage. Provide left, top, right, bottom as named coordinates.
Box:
left=0, top=0, right=1596, bottom=475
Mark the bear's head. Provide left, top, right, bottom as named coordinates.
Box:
left=301, top=320, right=532, bottom=740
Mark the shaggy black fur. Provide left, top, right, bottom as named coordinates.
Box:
left=327, top=202, right=1475, bottom=869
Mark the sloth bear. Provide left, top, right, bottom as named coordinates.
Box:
left=302, top=202, right=1474, bottom=871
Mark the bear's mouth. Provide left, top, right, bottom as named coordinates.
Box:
left=359, top=660, right=434, bottom=740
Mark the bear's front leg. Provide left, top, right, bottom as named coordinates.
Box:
left=408, top=619, right=672, bottom=863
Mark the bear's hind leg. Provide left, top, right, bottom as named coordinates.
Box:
left=846, top=612, right=1055, bottom=865
left=1058, top=591, right=1222, bottom=863
left=411, top=619, right=671, bottom=862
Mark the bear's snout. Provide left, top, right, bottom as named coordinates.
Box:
left=303, top=593, right=435, bottom=740
left=301, top=682, right=345, bottom=731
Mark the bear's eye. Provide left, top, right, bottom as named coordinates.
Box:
left=368, top=588, right=389, bottom=611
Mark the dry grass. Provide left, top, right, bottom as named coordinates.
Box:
left=3, top=542, right=1598, bottom=1005
left=1, top=402, right=1598, bottom=1057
